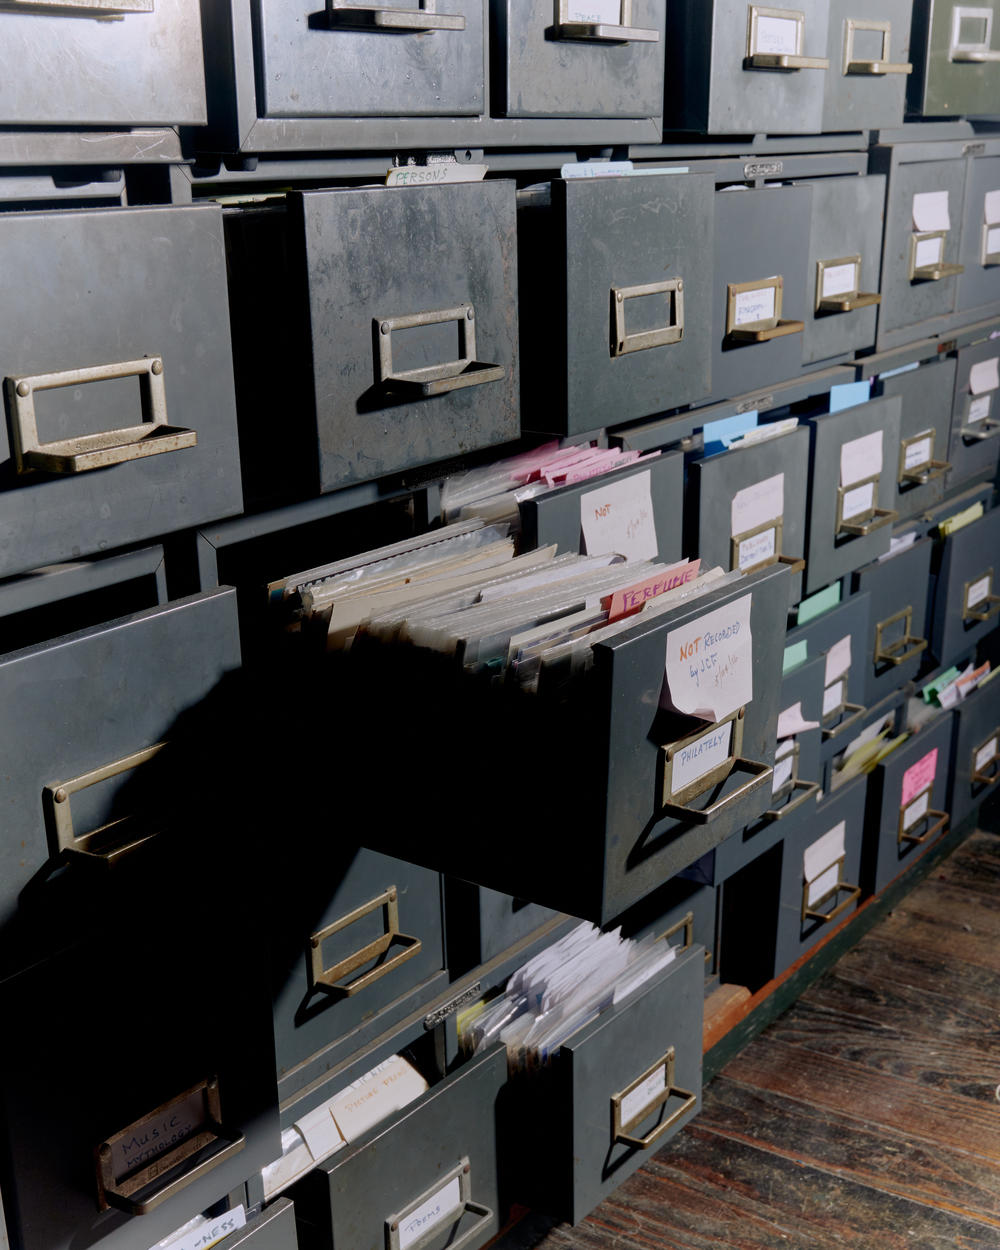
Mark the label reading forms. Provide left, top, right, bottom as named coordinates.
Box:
left=753, top=13, right=799, bottom=55
left=976, top=737, right=999, bottom=773
left=670, top=721, right=734, bottom=796
left=398, top=1176, right=463, bottom=1250
left=904, top=435, right=933, bottom=472
left=823, top=679, right=845, bottom=717
left=967, top=573, right=992, bottom=609
left=738, top=527, right=777, bottom=570
left=733, top=285, right=777, bottom=327
left=822, top=262, right=858, bottom=298
left=619, top=1065, right=667, bottom=1127
left=902, top=790, right=930, bottom=832
left=841, top=481, right=875, bottom=521
left=914, top=235, right=944, bottom=270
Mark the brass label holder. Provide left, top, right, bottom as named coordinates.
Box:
left=835, top=472, right=896, bottom=538
left=801, top=855, right=860, bottom=925
left=962, top=569, right=1000, bottom=623
left=309, top=886, right=422, bottom=998
left=385, top=1158, right=492, bottom=1250
left=745, top=5, right=829, bottom=69
left=842, top=17, right=911, bottom=74
left=555, top=0, right=659, bottom=42
left=908, top=230, right=964, bottom=282
left=897, top=782, right=948, bottom=846
left=375, top=305, right=505, bottom=397
left=725, top=275, right=804, bottom=342
left=898, top=428, right=949, bottom=486
left=611, top=1047, right=697, bottom=1150
left=874, top=606, right=928, bottom=667
left=660, top=708, right=771, bottom=823
left=815, top=254, right=881, bottom=314
left=972, top=731, right=1000, bottom=788
left=729, top=514, right=805, bottom=576
left=610, top=278, right=683, bottom=357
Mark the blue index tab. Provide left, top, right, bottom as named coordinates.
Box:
left=703, top=410, right=758, bottom=452
left=797, top=581, right=842, bottom=625
left=879, top=360, right=921, bottom=381
left=783, top=639, right=809, bottom=675
left=829, top=380, right=872, bottom=413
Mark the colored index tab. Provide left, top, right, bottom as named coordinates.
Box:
left=703, top=410, right=758, bottom=450
left=783, top=639, right=809, bottom=674
left=901, top=747, right=938, bottom=808
left=604, top=559, right=701, bottom=622
left=829, top=380, right=871, bottom=413
left=797, top=582, right=842, bottom=625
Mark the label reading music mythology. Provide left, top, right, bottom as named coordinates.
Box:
left=619, top=1065, right=667, bottom=1127
left=110, top=1087, right=205, bottom=1181
left=664, top=593, right=753, bottom=722
left=733, top=284, right=777, bottom=327
left=670, top=721, right=734, bottom=796
left=581, top=469, right=657, bottom=562
left=397, top=1176, right=463, bottom=1250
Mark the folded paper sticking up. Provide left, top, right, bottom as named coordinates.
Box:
left=824, top=634, right=852, bottom=687
left=730, top=417, right=799, bottom=449
left=328, top=1055, right=428, bottom=1144
left=840, top=430, right=883, bottom=487
left=731, top=473, right=784, bottom=538
left=776, top=701, right=820, bottom=738
left=804, top=821, right=846, bottom=906
left=580, top=468, right=658, bottom=562
left=912, top=190, right=950, bottom=233
left=901, top=747, right=938, bottom=808
left=663, top=593, right=753, bottom=723
left=603, top=559, right=701, bottom=622
left=970, top=357, right=1000, bottom=395
left=939, top=502, right=984, bottom=536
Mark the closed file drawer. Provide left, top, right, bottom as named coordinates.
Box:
left=949, top=676, right=1000, bottom=824
left=929, top=502, right=1000, bottom=667
left=863, top=715, right=953, bottom=895
left=518, top=171, right=714, bottom=437
left=949, top=337, right=1000, bottom=485
left=908, top=0, right=1000, bottom=117
left=821, top=0, right=913, bottom=131
left=875, top=354, right=956, bottom=519
left=851, top=536, right=934, bottom=706
left=0, top=204, right=243, bottom=580
left=0, top=0, right=205, bottom=125
left=957, top=150, right=1000, bottom=320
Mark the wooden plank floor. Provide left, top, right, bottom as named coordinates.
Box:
left=494, top=829, right=1000, bottom=1250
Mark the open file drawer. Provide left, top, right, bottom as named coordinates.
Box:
left=949, top=676, right=1000, bottom=824
left=949, top=336, right=1000, bottom=486
left=0, top=204, right=243, bottom=580
left=929, top=502, right=1000, bottom=667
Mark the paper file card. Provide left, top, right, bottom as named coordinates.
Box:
left=772, top=752, right=794, bottom=795
left=328, top=1054, right=429, bottom=1143
left=581, top=469, right=658, bottom=562
left=619, top=1065, right=667, bottom=1127
left=733, top=284, right=776, bottom=327
left=970, top=357, right=999, bottom=395
left=804, top=821, right=846, bottom=906
left=824, top=634, right=852, bottom=687
left=664, top=594, right=752, bottom=722
left=904, top=434, right=934, bottom=471
left=731, top=474, right=784, bottom=537
left=914, top=235, right=944, bottom=270
left=912, top=190, right=950, bottom=233
left=840, top=431, right=882, bottom=487
left=157, top=1208, right=246, bottom=1250
left=822, top=262, right=858, bottom=298
left=777, top=701, right=819, bottom=738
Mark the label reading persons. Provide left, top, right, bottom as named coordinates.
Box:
left=663, top=593, right=753, bottom=722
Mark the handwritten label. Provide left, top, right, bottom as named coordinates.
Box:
left=902, top=790, right=929, bottom=832
left=986, top=189, right=1000, bottom=224
left=901, top=747, right=938, bottom=807
left=970, top=393, right=993, bottom=424
left=988, top=226, right=1000, bottom=256
left=822, top=262, right=858, bottom=299
left=738, top=527, right=776, bottom=570
left=581, top=469, right=657, bottom=562
left=753, top=13, right=799, bottom=55
left=777, top=701, right=820, bottom=738
left=840, top=430, right=883, bottom=487
left=804, top=821, right=846, bottom=907
left=733, top=284, right=776, bottom=327
left=664, top=593, right=753, bottom=722
left=398, top=1176, right=463, bottom=1250
left=904, top=435, right=933, bottom=472
left=772, top=753, right=794, bottom=795
left=914, top=235, right=944, bottom=269
left=620, top=1066, right=667, bottom=1127
left=605, top=559, right=701, bottom=622
left=968, top=573, right=992, bottom=608
left=329, top=1055, right=428, bottom=1144
left=842, top=481, right=875, bottom=521
left=670, top=721, right=733, bottom=796
left=823, top=679, right=845, bottom=717
left=970, top=357, right=1000, bottom=395
left=731, top=472, right=784, bottom=538
left=976, top=737, right=999, bottom=773
left=111, top=1088, right=205, bottom=1181
left=825, top=635, right=852, bottom=687
left=158, top=1207, right=247, bottom=1250
left=913, top=190, right=950, bottom=232
left=565, top=0, right=620, bottom=21
left=386, top=165, right=487, bottom=187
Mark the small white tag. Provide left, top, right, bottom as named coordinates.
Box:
left=397, top=1176, right=463, bottom=1250
left=904, top=435, right=933, bottom=472
left=988, top=226, right=1000, bottom=256
left=581, top=469, right=657, bottom=562
left=986, top=189, right=1000, bottom=225
left=753, top=13, right=799, bottom=55
left=915, top=235, right=944, bottom=269
left=840, top=430, right=883, bottom=487
left=731, top=472, right=784, bottom=538
left=664, top=593, right=754, bottom=723
left=902, top=790, right=929, bottom=831
left=824, top=635, right=852, bottom=687
left=967, top=574, right=992, bottom=608
left=913, top=190, right=950, bottom=233
left=823, top=679, right=845, bottom=717
left=620, top=1066, right=667, bottom=1126
left=777, top=701, right=820, bottom=738
left=669, top=721, right=733, bottom=796
left=842, top=480, right=875, bottom=521
left=329, top=1055, right=429, bottom=1144
left=772, top=754, right=794, bottom=795
left=969, top=393, right=992, bottom=424
left=976, top=737, right=999, bottom=772
left=734, top=285, right=777, bottom=327
left=565, top=0, right=620, bottom=21
left=776, top=737, right=796, bottom=760
left=970, top=357, right=1000, bottom=395
left=804, top=821, right=846, bottom=906
left=738, top=526, right=776, bottom=570
left=822, top=262, right=858, bottom=298
left=385, top=165, right=487, bottom=188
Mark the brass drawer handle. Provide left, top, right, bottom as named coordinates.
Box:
left=818, top=290, right=881, bottom=313
left=842, top=17, right=911, bottom=74
left=746, top=52, right=828, bottom=68
left=325, top=0, right=465, bottom=31
left=611, top=1047, right=697, bottom=1150
left=961, top=417, right=1000, bottom=443
left=899, top=809, right=948, bottom=846
left=611, top=278, right=684, bottom=357
left=900, top=459, right=950, bottom=487
left=555, top=0, right=659, bottom=42
left=764, top=777, right=820, bottom=821
left=658, top=910, right=694, bottom=953
left=660, top=756, right=771, bottom=823
left=386, top=1158, right=492, bottom=1250
left=802, top=880, right=860, bottom=925
left=308, top=886, right=422, bottom=998
left=845, top=58, right=911, bottom=73
left=375, top=305, right=504, bottom=398
left=727, top=319, right=804, bottom=343
left=821, top=701, right=866, bottom=741
left=874, top=608, right=928, bottom=667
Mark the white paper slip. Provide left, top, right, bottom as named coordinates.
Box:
left=938, top=681, right=960, bottom=709
left=804, top=821, right=846, bottom=906
left=565, top=0, right=620, bottom=21
left=841, top=481, right=875, bottom=521
left=664, top=593, right=753, bottom=722
left=733, top=417, right=799, bottom=448
left=261, top=1127, right=316, bottom=1201
left=561, top=160, right=634, bottom=179
left=733, top=284, right=776, bottom=327
left=967, top=574, right=992, bottom=609
left=580, top=469, right=657, bottom=562
left=988, top=226, right=1000, bottom=257
left=731, top=473, right=784, bottom=538
left=824, top=635, right=852, bottom=687
left=840, top=430, right=883, bottom=487
left=753, top=13, right=799, bottom=54
left=777, top=701, right=820, bottom=738
left=612, top=943, right=676, bottom=1006
left=878, top=531, right=919, bottom=563
left=914, top=235, right=944, bottom=269
left=970, top=357, right=1000, bottom=395
left=772, top=753, right=794, bottom=795
left=976, top=737, right=999, bottom=772
left=294, top=1102, right=347, bottom=1162
left=329, top=1055, right=429, bottom=1144
left=986, top=189, right=1000, bottom=225
left=737, top=527, right=776, bottom=571
left=823, top=679, right=845, bottom=717
left=969, top=393, right=992, bottom=424
left=902, top=790, right=930, bottom=832
left=397, top=1176, right=464, bottom=1250
left=669, top=721, right=733, bottom=795
left=157, top=1208, right=247, bottom=1250
left=619, top=1065, right=668, bottom=1126
left=904, top=434, right=933, bottom=471
left=386, top=164, right=487, bottom=187
left=822, top=262, right=857, bottom=299
left=912, top=190, right=950, bottom=233
left=776, top=736, right=796, bottom=760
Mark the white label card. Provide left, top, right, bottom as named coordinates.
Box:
left=822, top=262, right=858, bottom=298
left=772, top=754, right=794, bottom=795
left=970, top=357, right=1000, bottom=395
left=753, top=13, right=800, bottom=55
left=566, top=0, right=621, bottom=21
left=913, top=190, right=950, bottom=232
left=670, top=721, right=734, bottom=795
left=581, top=469, right=658, bottom=562
left=664, top=593, right=753, bottom=722
left=976, top=737, right=999, bottom=772
left=840, top=430, right=883, bottom=487
left=734, top=284, right=776, bottom=327
left=904, top=435, right=933, bottom=471
left=967, top=574, right=992, bottom=608
left=915, top=235, right=945, bottom=269
left=777, top=701, right=820, bottom=737
left=825, top=634, right=852, bottom=687
left=842, top=481, right=875, bottom=521
left=620, top=1066, right=667, bottom=1127
left=804, top=821, right=846, bottom=907
left=823, top=679, right=845, bottom=717
left=969, top=393, right=992, bottom=424
left=295, top=1103, right=346, bottom=1162
left=329, top=1055, right=429, bottom=1145
left=988, top=226, right=1000, bottom=256
left=397, top=1176, right=463, bottom=1250
left=731, top=472, right=784, bottom=537
left=111, top=1088, right=205, bottom=1181
left=902, top=790, right=930, bottom=831
left=986, top=189, right=1000, bottom=225
left=182, top=1210, right=246, bottom=1250
left=738, top=527, right=776, bottom=570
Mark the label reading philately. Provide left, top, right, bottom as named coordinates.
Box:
left=398, top=1176, right=463, bottom=1250
left=840, top=430, right=883, bottom=488
left=733, top=284, right=777, bottom=327
left=915, top=235, right=945, bottom=270
left=620, top=1065, right=667, bottom=1127
left=805, top=821, right=846, bottom=907
left=566, top=0, right=620, bottom=21
left=967, top=573, right=992, bottom=609
left=823, top=679, right=845, bottom=717
left=753, top=13, right=800, bottom=55
left=581, top=469, right=657, bottom=562
left=822, top=262, right=858, bottom=299
left=969, top=393, right=992, bottom=424
left=738, top=527, right=777, bottom=570
left=772, top=753, right=794, bottom=795
left=976, top=737, right=999, bottom=773
left=841, top=480, right=875, bottom=521
left=664, top=593, right=753, bottom=722
left=901, top=747, right=938, bottom=808
left=670, top=721, right=733, bottom=795
left=731, top=472, right=784, bottom=538
left=111, top=1087, right=205, bottom=1181
left=902, top=790, right=930, bottom=831
left=904, top=435, right=934, bottom=472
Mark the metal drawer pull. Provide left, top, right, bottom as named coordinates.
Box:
left=555, top=0, right=658, bottom=42
left=966, top=594, right=1000, bottom=623
left=900, top=460, right=950, bottom=487
left=814, top=255, right=881, bottom=314
left=375, top=305, right=504, bottom=397
left=961, top=417, right=1000, bottom=442
left=972, top=738, right=1000, bottom=787
left=4, top=0, right=153, bottom=13
left=898, top=809, right=948, bottom=846
left=874, top=608, right=928, bottom=667
left=842, top=17, right=911, bottom=74
left=802, top=878, right=860, bottom=925
left=746, top=51, right=828, bottom=68
left=909, top=231, right=964, bottom=282
left=658, top=910, right=694, bottom=953
left=837, top=507, right=896, bottom=537
left=821, top=701, right=865, bottom=742
left=764, top=777, right=820, bottom=821
left=835, top=474, right=897, bottom=538
left=745, top=5, right=828, bottom=69
left=6, top=357, right=195, bottom=475
left=325, top=0, right=464, bottom=31
left=309, top=886, right=422, bottom=998
left=963, top=570, right=1000, bottom=623
left=387, top=1159, right=492, bottom=1250
left=96, top=1078, right=244, bottom=1216
left=660, top=707, right=772, bottom=822
left=952, top=47, right=1000, bottom=59
left=43, top=743, right=165, bottom=866
left=611, top=278, right=684, bottom=357
left=660, top=756, right=771, bottom=822
left=818, top=290, right=881, bottom=313
left=612, top=1047, right=697, bottom=1150
left=728, top=319, right=804, bottom=343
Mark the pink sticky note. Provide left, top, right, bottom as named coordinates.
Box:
left=604, top=558, right=701, bottom=622
left=901, top=747, right=938, bottom=807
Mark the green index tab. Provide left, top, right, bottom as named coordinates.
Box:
left=796, top=582, right=842, bottom=626
left=783, top=639, right=809, bottom=674
left=921, top=666, right=960, bottom=704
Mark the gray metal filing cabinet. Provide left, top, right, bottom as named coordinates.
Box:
left=443, top=880, right=565, bottom=975
left=520, top=451, right=685, bottom=560
left=863, top=714, right=953, bottom=895
left=948, top=334, right=1000, bottom=485
left=874, top=354, right=957, bottom=518
left=290, top=1044, right=504, bottom=1250
left=957, top=146, right=1000, bottom=321
left=0, top=0, right=206, bottom=125
left=687, top=426, right=810, bottom=608
left=225, top=182, right=519, bottom=506
left=948, top=676, right=1000, bottom=824
left=851, top=535, right=934, bottom=707
left=664, top=0, right=831, bottom=134
left=821, top=0, right=914, bottom=131
left=929, top=500, right=1000, bottom=666
left=517, top=171, right=715, bottom=437
left=503, top=943, right=703, bottom=1224
left=711, top=184, right=812, bottom=403
left=908, top=0, right=1000, bottom=117
left=803, top=395, right=902, bottom=595
left=0, top=203, right=243, bottom=580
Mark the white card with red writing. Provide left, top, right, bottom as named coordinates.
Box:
left=580, top=469, right=658, bottom=562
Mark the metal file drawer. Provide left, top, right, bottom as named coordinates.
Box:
left=851, top=536, right=934, bottom=707
left=863, top=715, right=953, bottom=896
left=774, top=774, right=866, bottom=975
left=290, top=1045, right=503, bottom=1250
left=504, top=944, right=703, bottom=1224
left=687, top=426, right=810, bottom=609
left=949, top=677, right=1000, bottom=824
left=785, top=592, right=873, bottom=754
left=0, top=0, right=205, bottom=125
left=268, top=848, right=449, bottom=1110
left=908, top=0, right=1000, bottom=117
left=520, top=451, right=685, bottom=560
left=494, top=0, right=665, bottom=118
left=803, top=396, right=902, bottom=595
left=876, top=355, right=956, bottom=519
left=957, top=152, right=1000, bottom=319
left=948, top=337, right=1000, bottom=485
left=226, top=183, right=518, bottom=503
left=0, top=204, right=243, bottom=581
left=664, top=0, right=831, bottom=134
left=518, top=171, right=714, bottom=438
left=230, top=1201, right=298, bottom=1250
left=822, top=687, right=906, bottom=793
left=444, top=880, right=564, bottom=974
left=0, top=588, right=241, bottom=932
left=821, top=0, right=913, bottom=131
left=798, top=174, right=885, bottom=367
left=929, top=502, right=1000, bottom=667
left=711, top=184, right=812, bottom=404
